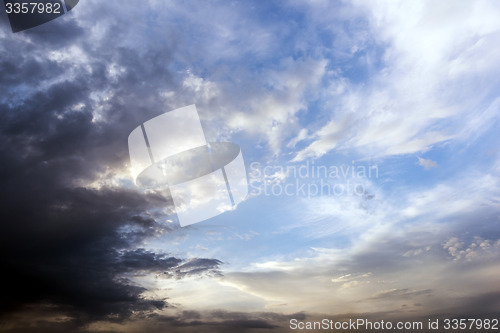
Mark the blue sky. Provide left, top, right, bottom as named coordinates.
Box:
left=1, top=0, right=500, bottom=332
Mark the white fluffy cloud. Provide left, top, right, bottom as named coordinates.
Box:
left=204, top=57, right=328, bottom=156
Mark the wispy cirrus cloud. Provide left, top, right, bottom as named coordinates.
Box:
left=291, top=0, right=500, bottom=161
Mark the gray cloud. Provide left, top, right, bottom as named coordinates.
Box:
left=0, top=0, right=227, bottom=328
left=367, top=289, right=433, bottom=301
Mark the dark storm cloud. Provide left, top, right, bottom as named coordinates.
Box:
left=0, top=0, right=223, bottom=328
left=173, top=258, right=224, bottom=278
left=0, top=180, right=224, bottom=320
left=0, top=185, right=170, bottom=318
left=118, top=248, right=182, bottom=271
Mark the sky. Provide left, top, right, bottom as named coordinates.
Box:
left=1, top=0, right=500, bottom=332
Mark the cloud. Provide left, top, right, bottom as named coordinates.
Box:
left=219, top=222, right=500, bottom=317
left=331, top=272, right=372, bottom=289
left=172, top=258, right=224, bottom=278
left=0, top=182, right=224, bottom=320
left=367, top=288, right=433, bottom=301
left=291, top=0, right=500, bottom=161
left=443, top=236, right=500, bottom=261
left=213, top=162, right=500, bottom=316
left=417, top=157, right=437, bottom=169
left=291, top=118, right=348, bottom=162
left=209, top=57, right=328, bottom=156
left=0, top=308, right=301, bottom=333
left=1, top=0, right=500, bottom=332
left=0, top=0, right=228, bottom=327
